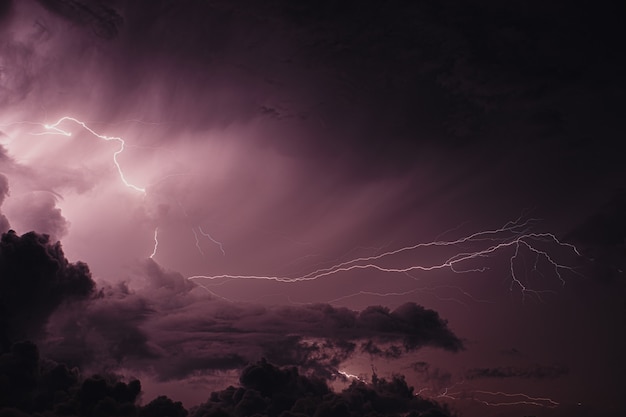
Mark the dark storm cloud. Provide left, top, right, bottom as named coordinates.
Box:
left=77, top=0, right=625, bottom=187
left=465, top=364, right=569, bottom=380
left=0, top=340, right=145, bottom=416
left=191, top=360, right=453, bottom=417
left=499, top=347, right=523, bottom=357
left=0, top=173, right=9, bottom=232
left=409, top=362, right=453, bottom=395
left=0, top=0, right=11, bottom=22
left=0, top=34, right=36, bottom=106
left=566, top=191, right=626, bottom=281
left=34, top=0, right=123, bottom=39
left=0, top=343, right=453, bottom=417
left=44, top=260, right=462, bottom=381
left=0, top=230, right=94, bottom=348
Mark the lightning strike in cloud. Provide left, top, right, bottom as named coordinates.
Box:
left=179, top=200, right=226, bottom=258
left=419, top=383, right=560, bottom=409
left=338, top=370, right=364, bottom=381
left=198, top=226, right=226, bottom=256
left=149, top=227, right=159, bottom=259
left=191, top=227, right=205, bottom=257
left=471, top=390, right=560, bottom=408
left=30, top=117, right=147, bottom=193
left=326, top=285, right=495, bottom=307
left=188, top=217, right=582, bottom=299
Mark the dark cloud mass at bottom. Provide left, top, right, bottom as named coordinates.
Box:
left=44, top=257, right=462, bottom=380
left=0, top=230, right=457, bottom=416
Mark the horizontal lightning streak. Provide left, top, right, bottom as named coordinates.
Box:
left=472, top=390, right=560, bottom=408
left=419, top=384, right=560, bottom=409
left=188, top=218, right=581, bottom=299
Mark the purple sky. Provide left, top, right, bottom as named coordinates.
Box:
left=1, top=1, right=625, bottom=416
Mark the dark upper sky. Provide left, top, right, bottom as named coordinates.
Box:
left=0, top=1, right=625, bottom=416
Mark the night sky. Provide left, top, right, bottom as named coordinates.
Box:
left=1, top=1, right=625, bottom=416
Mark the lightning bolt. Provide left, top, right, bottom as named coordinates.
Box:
left=188, top=217, right=582, bottom=299
left=338, top=370, right=364, bottom=381
left=326, top=285, right=495, bottom=307
left=32, top=116, right=146, bottom=193
left=149, top=227, right=159, bottom=259
left=417, top=383, right=560, bottom=409
left=471, top=390, right=560, bottom=408
left=178, top=200, right=226, bottom=258
left=198, top=226, right=226, bottom=256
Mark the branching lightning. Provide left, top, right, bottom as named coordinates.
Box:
left=179, top=200, right=226, bottom=258
left=33, top=116, right=146, bottom=193
left=471, top=390, right=560, bottom=408
left=417, top=383, right=560, bottom=409
left=198, top=226, right=226, bottom=256
left=188, top=217, right=582, bottom=300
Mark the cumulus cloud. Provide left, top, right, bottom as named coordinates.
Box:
left=0, top=230, right=94, bottom=348
left=5, top=192, right=69, bottom=241
left=190, top=360, right=453, bottom=417
left=42, top=259, right=462, bottom=381
left=0, top=343, right=453, bottom=417
left=0, top=242, right=457, bottom=416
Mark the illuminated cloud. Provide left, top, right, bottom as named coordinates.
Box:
left=44, top=259, right=462, bottom=382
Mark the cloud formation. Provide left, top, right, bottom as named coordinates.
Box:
left=0, top=342, right=453, bottom=417
left=44, top=259, right=463, bottom=381
left=0, top=231, right=457, bottom=416
left=0, top=230, right=94, bottom=348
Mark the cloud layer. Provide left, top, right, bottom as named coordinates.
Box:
left=44, top=258, right=463, bottom=381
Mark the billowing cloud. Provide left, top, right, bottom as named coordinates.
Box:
left=5, top=192, right=69, bottom=240
left=190, top=360, right=452, bottom=417
left=0, top=342, right=453, bottom=417
left=0, top=230, right=94, bottom=348
left=43, top=259, right=462, bottom=381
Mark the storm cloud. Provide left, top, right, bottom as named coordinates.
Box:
left=0, top=230, right=94, bottom=348
left=44, top=259, right=463, bottom=381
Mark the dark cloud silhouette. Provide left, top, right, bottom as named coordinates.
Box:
left=0, top=243, right=456, bottom=415
left=0, top=0, right=12, bottom=22
left=0, top=174, right=9, bottom=233
left=465, top=364, right=569, bottom=380
left=0, top=230, right=94, bottom=349
left=0, top=340, right=143, bottom=416
left=0, top=345, right=454, bottom=417
left=45, top=260, right=463, bottom=380
left=35, top=0, right=123, bottom=39
left=190, top=360, right=453, bottom=417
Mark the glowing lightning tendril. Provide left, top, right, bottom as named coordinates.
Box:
left=35, top=116, right=146, bottom=193
left=188, top=217, right=581, bottom=300
left=150, top=228, right=159, bottom=259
